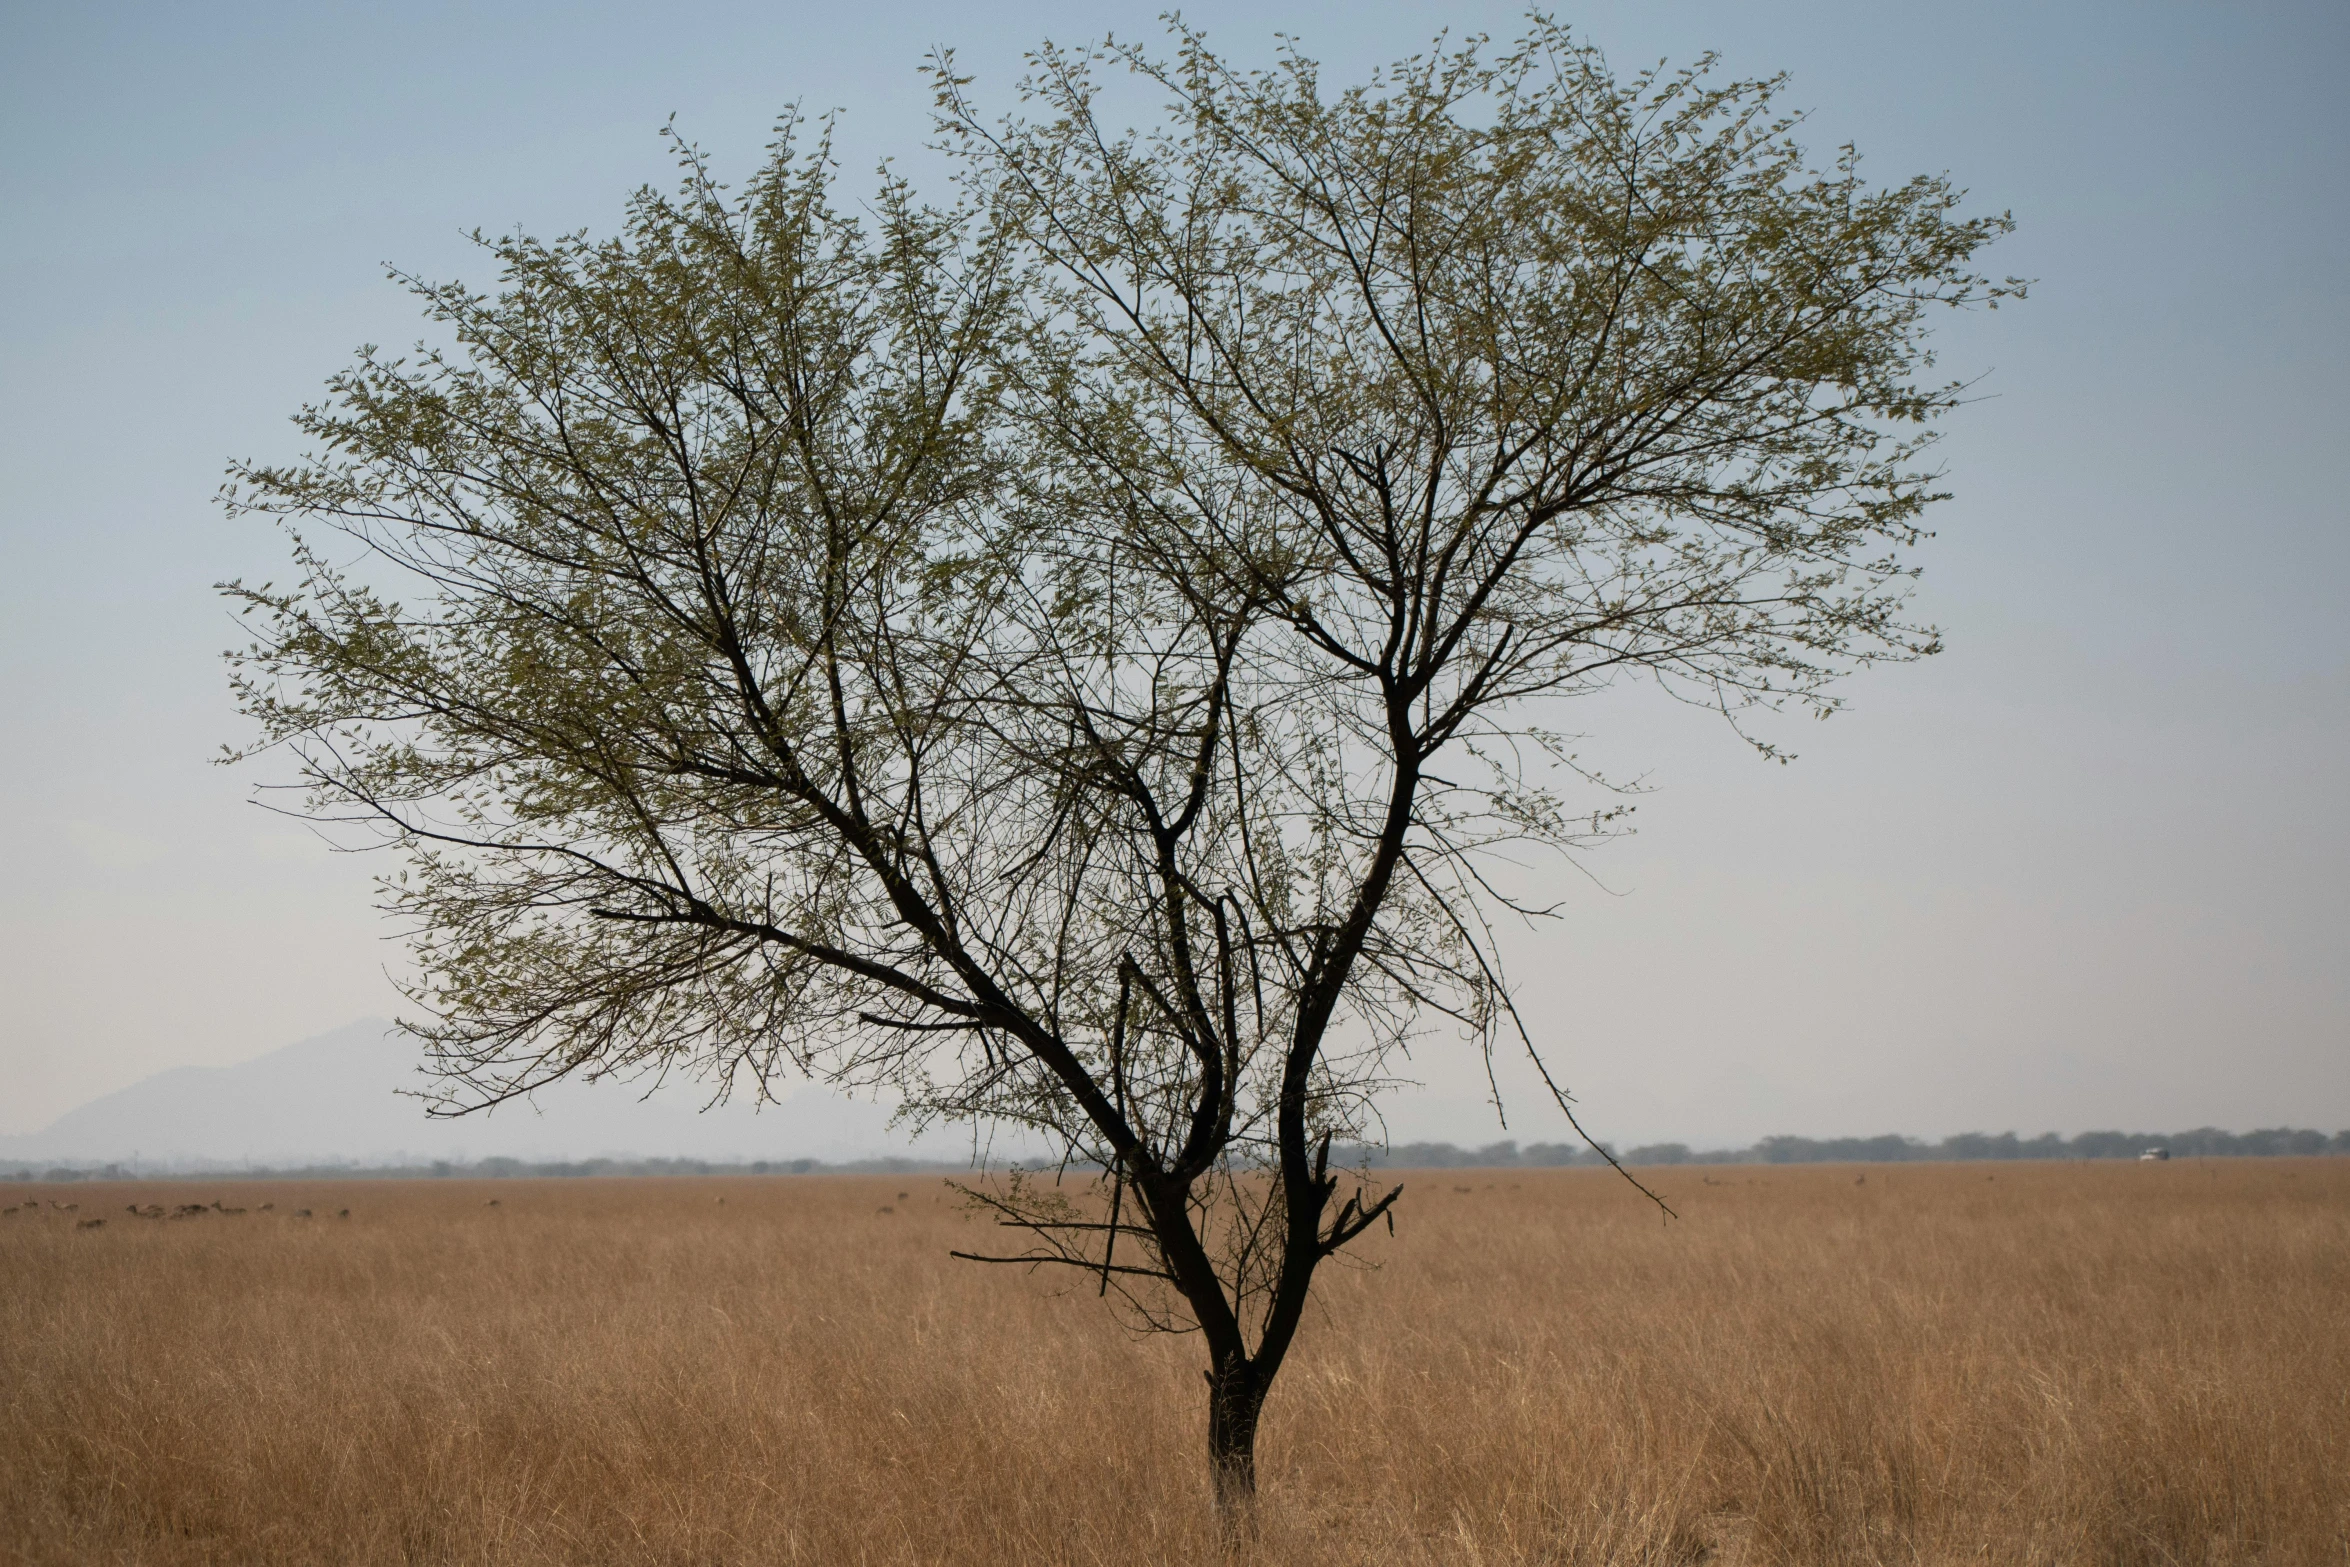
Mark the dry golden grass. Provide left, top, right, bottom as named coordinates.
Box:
left=3, top=1159, right=2345, bottom=1566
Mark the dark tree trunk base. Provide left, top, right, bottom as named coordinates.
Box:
left=1207, top=1359, right=1269, bottom=1540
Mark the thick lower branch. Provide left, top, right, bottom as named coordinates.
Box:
left=948, top=1250, right=1177, bottom=1283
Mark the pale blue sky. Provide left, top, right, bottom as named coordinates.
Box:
left=2, top=1, right=2343, bottom=1149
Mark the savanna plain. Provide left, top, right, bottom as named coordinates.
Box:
left=3, top=1159, right=2344, bottom=1566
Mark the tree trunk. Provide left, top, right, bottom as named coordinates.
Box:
left=1206, top=1357, right=1269, bottom=1534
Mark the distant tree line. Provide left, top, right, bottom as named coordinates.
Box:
left=1343, top=1127, right=2350, bottom=1169
left=16, top=1127, right=2345, bottom=1184
left=10, top=1155, right=958, bottom=1183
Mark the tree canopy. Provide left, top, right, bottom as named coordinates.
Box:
left=224, top=18, right=2016, bottom=1512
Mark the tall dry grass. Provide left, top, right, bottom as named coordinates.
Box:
left=3, top=1159, right=2344, bottom=1565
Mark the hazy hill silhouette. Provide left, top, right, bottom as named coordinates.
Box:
left=0, top=1020, right=971, bottom=1168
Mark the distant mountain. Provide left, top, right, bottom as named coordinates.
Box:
left=0, top=1020, right=982, bottom=1168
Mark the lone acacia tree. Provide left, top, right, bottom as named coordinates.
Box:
left=224, top=20, right=2015, bottom=1518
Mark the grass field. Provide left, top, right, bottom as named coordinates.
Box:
left=3, top=1159, right=2345, bottom=1565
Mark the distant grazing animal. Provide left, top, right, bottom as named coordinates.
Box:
left=336, top=1209, right=350, bottom=1218
left=77, top=1218, right=104, bottom=1230
left=293, top=1209, right=312, bottom=1218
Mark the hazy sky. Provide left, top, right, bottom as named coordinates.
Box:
left=3, top=0, right=2343, bottom=1151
